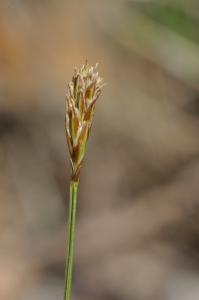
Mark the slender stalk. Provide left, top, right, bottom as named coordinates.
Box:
left=63, top=180, right=79, bottom=300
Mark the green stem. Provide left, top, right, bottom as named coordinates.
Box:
left=63, top=180, right=79, bottom=300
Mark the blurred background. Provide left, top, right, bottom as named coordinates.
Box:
left=1, top=0, right=199, bottom=299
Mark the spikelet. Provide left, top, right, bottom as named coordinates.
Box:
left=65, top=61, right=105, bottom=181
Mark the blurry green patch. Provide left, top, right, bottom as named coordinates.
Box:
left=128, top=1, right=199, bottom=44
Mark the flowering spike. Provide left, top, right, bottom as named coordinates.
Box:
left=65, top=62, right=105, bottom=181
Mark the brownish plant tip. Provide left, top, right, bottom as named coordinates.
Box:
left=65, top=61, right=106, bottom=181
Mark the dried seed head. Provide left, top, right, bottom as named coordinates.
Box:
left=65, top=62, right=105, bottom=181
